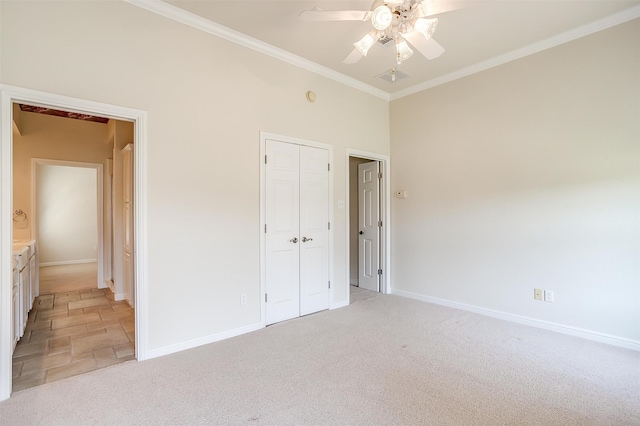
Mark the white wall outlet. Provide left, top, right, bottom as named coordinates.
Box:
left=337, top=200, right=345, bottom=209
left=544, top=290, right=554, bottom=302
left=395, top=190, right=407, bottom=199
left=534, top=288, right=543, bottom=301
left=240, top=293, right=247, bottom=305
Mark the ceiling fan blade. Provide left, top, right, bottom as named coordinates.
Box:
left=404, top=32, right=445, bottom=60
left=343, top=47, right=364, bottom=64
left=300, top=9, right=372, bottom=22
left=418, top=0, right=468, bottom=17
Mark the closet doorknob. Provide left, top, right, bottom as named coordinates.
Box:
left=290, top=237, right=298, bottom=244
left=302, top=237, right=313, bottom=242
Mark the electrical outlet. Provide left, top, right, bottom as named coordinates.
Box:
left=240, top=293, right=247, bottom=305
left=534, top=288, right=543, bottom=301
left=544, top=290, right=554, bottom=302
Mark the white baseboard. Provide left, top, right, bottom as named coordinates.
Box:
left=113, top=293, right=126, bottom=302
left=391, top=289, right=640, bottom=352
left=145, top=321, right=264, bottom=360
left=40, top=259, right=97, bottom=267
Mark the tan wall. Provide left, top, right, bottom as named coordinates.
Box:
left=1, top=1, right=390, bottom=351
left=12, top=111, right=111, bottom=242
left=390, top=19, right=640, bottom=342
left=36, top=164, right=98, bottom=264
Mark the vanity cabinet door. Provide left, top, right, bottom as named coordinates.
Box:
left=12, top=268, right=19, bottom=350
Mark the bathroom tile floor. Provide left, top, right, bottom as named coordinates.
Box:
left=12, top=288, right=135, bottom=393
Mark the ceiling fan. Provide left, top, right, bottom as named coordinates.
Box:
left=300, top=0, right=463, bottom=66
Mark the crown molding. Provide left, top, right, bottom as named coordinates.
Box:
left=391, top=4, right=640, bottom=100
left=124, top=1, right=638, bottom=103
left=124, top=0, right=390, bottom=101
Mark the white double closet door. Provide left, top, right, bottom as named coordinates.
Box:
left=265, top=140, right=329, bottom=325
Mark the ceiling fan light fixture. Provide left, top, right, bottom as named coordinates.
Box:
left=396, top=38, right=413, bottom=63
left=354, top=31, right=378, bottom=56
left=371, top=5, right=392, bottom=30
left=414, top=17, right=438, bottom=39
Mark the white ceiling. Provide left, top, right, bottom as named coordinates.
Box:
left=159, top=0, right=640, bottom=98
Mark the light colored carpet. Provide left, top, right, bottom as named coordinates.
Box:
left=39, top=263, right=98, bottom=295
left=1, top=292, right=638, bottom=425
left=349, top=284, right=378, bottom=303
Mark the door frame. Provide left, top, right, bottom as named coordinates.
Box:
left=346, top=149, right=391, bottom=299
left=0, top=84, right=149, bottom=401
left=259, top=132, right=334, bottom=326
left=31, top=158, right=105, bottom=291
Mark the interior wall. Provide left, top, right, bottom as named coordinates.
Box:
left=12, top=111, right=111, bottom=242
left=36, top=164, right=97, bottom=265
left=348, top=157, right=375, bottom=286
left=0, top=1, right=390, bottom=352
left=390, top=19, right=640, bottom=343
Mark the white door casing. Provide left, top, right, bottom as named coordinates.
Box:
left=265, top=139, right=329, bottom=325
left=358, top=161, right=380, bottom=292
left=1, top=85, right=149, bottom=401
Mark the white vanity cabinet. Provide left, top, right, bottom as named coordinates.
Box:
left=12, top=240, right=38, bottom=344
left=13, top=246, right=30, bottom=338
left=27, top=240, right=37, bottom=309
left=12, top=260, right=19, bottom=350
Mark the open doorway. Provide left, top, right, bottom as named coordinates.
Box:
left=1, top=89, right=145, bottom=398
left=33, top=160, right=103, bottom=295
left=346, top=150, right=391, bottom=304
left=11, top=103, right=134, bottom=392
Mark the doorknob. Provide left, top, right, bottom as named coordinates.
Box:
left=290, top=237, right=298, bottom=243
left=302, top=237, right=313, bottom=242
left=359, top=231, right=364, bottom=235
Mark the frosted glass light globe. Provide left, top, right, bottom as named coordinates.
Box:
left=371, top=5, right=392, bottom=30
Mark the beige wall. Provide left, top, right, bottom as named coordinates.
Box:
left=12, top=111, right=111, bottom=242
left=36, top=164, right=98, bottom=264
left=1, top=1, right=390, bottom=351
left=390, top=19, right=640, bottom=342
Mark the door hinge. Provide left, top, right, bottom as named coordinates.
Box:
left=328, top=222, right=331, bottom=230
left=378, top=172, right=382, bottom=179
left=378, top=269, right=382, bottom=275
left=328, top=163, right=331, bottom=172
left=265, top=155, right=267, bottom=164
left=328, top=281, right=331, bottom=289
left=264, top=224, right=267, bottom=233
left=378, top=220, right=382, bottom=227
left=265, top=293, right=268, bottom=302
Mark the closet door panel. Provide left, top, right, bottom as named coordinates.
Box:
left=265, top=140, right=300, bottom=325
left=299, top=146, right=329, bottom=316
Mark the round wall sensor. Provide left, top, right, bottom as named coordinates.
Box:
left=306, top=91, right=316, bottom=103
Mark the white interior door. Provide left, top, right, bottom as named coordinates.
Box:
left=122, top=144, right=134, bottom=306
left=358, top=161, right=380, bottom=292
left=266, top=140, right=301, bottom=325
left=299, top=146, right=329, bottom=316
left=265, top=140, right=329, bottom=325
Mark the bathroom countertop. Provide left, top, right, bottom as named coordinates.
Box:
left=12, top=239, right=34, bottom=256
